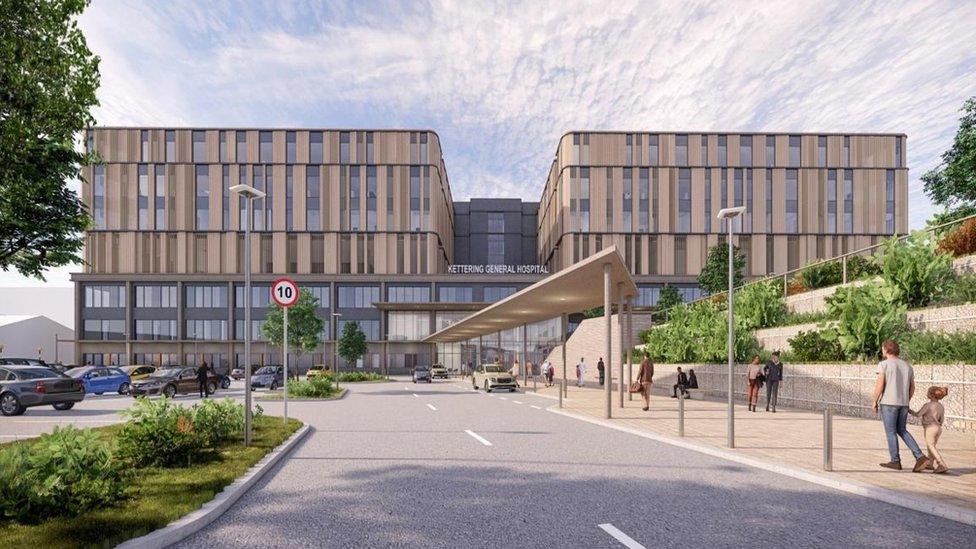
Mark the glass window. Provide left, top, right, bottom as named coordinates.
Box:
left=219, top=131, right=227, bottom=162
left=236, top=131, right=246, bottom=162
left=195, top=165, right=209, bottom=230
left=638, top=168, right=649, bottom=232
left=306, top=285, right=330, bottom=307
left=192, top=130, right=207, bottom=162
left=622, top=167, right=632, bottom=230
left=843, top=136, right=850, bottom=168
left=92, top=165, right=105, bottom=229
left=338, top=320, right=380, bottom=341
left=487, top=212, right=505, bottom=232
left=487, top=234, right=505, bottom=264
left=844, top=169, right=854, bottom=233
left=337, top=285, right=380, bottom=308
left=259, top=131, right=272, bottom=163
left=580, top=167, right=590, bottom=232
left=740, top=135, right=752, bottom=166
left=234, top=284, right=270, bottom=308
left=700, top=136, right=708, bottom=165
left=786, top=169, right=798, bottom=233
left=307, top=167, right=321, bottom=231
left=141, top=130, right=150, bottom=161
left=827, top=170, right=837, bottom=234
left=165, top=130, right=175, bottom=162
left=340, top=132, right=350, bottom=164
left=154, top=166, right=166, bottom=230
left=185, top=285, right=228, bottom=308
left=717, top=135, right=727, bottom=166
left=221, top=165, right=230, bottom=230
left=387, top=312, right=431, bottom=341
left=789, top=135, right=801, bottom=167
left=83, top=319, right=126, bottom=341
left=818, top=135, right=827, bottom=167
left=625, top=134, right=633, bottom=164
left=886, top=170, right=895, bottom=233
left=409, top=166, right=421, bottom=231
left=366, top=166, right=377, bottom=231
left=285, top=166, right=294, bottom=230
left=366, top=132, right=374, bottom=163
left=138, top=165, right=149, bottom=230
left=135, top=320, right=177, bottom=341
left=387, top=286, right=430, bottom=302
left=438, top=286, right=474, bottom=302
left=84, top=285, right=126, bottom=308
left=648, top=135, right=658, bottom=166
left=484, top=286, right=517, bottom=301
left=766, top=170, right=773, bottom=230
left=895, top=137, right=903, bottom=168
left=310, top=131, right=323, bottom=163
left=765, top=135, right=775, bottom=167
left=677, top=169, right=691, bottom=232
left=286, top=131, right=296, bottom=163
left=135, top=285, right=177, bottom=307
left=185, top=320, right=228, bottom=341
left=704, top=170, right=711, bottom=233
left=675, top=134, right=688, bottom=166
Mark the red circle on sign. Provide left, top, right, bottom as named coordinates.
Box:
left=271, top=278, right=299, bottom=307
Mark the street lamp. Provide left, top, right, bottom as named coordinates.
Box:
left=717, top=206, right=745, bottom=449
left=230, top=183, right=266, bottom=446
left=331, top=312, right=342, bottom=390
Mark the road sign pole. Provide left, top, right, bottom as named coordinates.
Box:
left=283, top=305, right=289, bottom=423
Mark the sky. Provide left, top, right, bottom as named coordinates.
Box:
left=3, top=0, right=975, bottom=288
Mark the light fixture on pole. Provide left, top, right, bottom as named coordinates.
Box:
left=717, top=206, right=745, bottom=449
left=331, top=312, right=342, bottom=390
left=230, top=183, right=266, bottom=446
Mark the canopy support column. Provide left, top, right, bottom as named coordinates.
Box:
left=617, top=282, right=625, bottom=409
left=560, top=313, right=567, bottom=408
left=627, top=300, right=633, bottom=401
left=604, top=263, right=612, bottom=419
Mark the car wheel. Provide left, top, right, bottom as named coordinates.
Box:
left=94, top=392, right=104, bottom=395
left=208, top=381, right=218, bottom=393
left=52, top=402, right=75, bottom=411
left=118, top=382, right=130, bottom=395
left=270, top=381, right=278, bottom=391
left=484, top=380, right=491, bottom=393
left=221, top=378, right=231, bottom=389
left=1, top=393, right=24, bottom=416
left=413, top=379, right=417, bottom=383
left=473, top=380, right=478, bottom=390
left=427, top=378, right=432, bottom=383
left=163, top=385, right=177, bottom=398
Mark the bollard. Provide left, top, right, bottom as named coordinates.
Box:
left=678, top=393, right=685, bottom=437
left=823, top=407, right=833, bottom=471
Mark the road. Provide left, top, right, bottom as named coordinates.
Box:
left=170, top=379, right=976, bottom=548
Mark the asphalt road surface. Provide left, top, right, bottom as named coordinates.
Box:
left=174, top=379, right=976, bottom=548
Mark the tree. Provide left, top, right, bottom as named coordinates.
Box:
left=922, top=97, right=976, bottom=224
left=582, top=306, right=604, bottom=318
left=655, top=284, right=683, bottom=320
left=337, top=321, right=368, bottom=370
left=698, top=243, right=745, bottom=295
left=260, top=289, right=325, bottom=378
left=1, top=0, right=100, bottom=279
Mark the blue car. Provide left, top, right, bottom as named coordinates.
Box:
left=66, top=366, right=132, bottom=395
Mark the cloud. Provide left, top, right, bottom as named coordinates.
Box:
left=7, top=0, right=976, bottom=287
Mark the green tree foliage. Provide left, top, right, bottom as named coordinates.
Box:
left=261, top=289, right=325, bottom=377
left=901, top=331, right=976, bottom=364
left=655, top=284, right=683, bottom=320
left=642, top=301, right=757, bottom=363
left=787, top=329, right=845, bottom=362
left=922, top=97, right=976, bottom=220
left=338, top=321, right=368, bottom=368
left=735, top=280, right=787, bottom=330
left=582, top=306, right=604, bottom=318
left=0, top=0, right=100, bottom=278
left=879, top=232, right=954, bottom=308
left=797, top=261, right=842, bottom=290
left=824, top=283, right=907, bottom=361
left=698, top=243, right=745, bottom=296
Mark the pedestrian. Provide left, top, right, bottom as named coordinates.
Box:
left=597, top=357, right=605, bottom=386
left=671, top=367, right=689, bottom=398
left=687, top=369, right=699, bottom=392
left=197, top=360, right=210, bottom=398
left=910, top=386, right=950, bottom=474
left=763, top=351, right=784, bottom=412
left=637, top=353, right=654, bottom=411
left=746, top=356, right=763, bottom=412
left=513, top=359, right=520, bottom=378
left=872, top=340, right=929, bottom=472
left=546, top=361, right=555, bottom=387
left=577, top=357, right=587, bottom=387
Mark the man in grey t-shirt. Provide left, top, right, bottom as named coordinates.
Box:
left=872, top=340, right=927, bottom=472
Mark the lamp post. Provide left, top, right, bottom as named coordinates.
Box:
left=332, top=312, right=342, bottom=390
left=230, top=183, right=266, bottom=446
left=717, top=206, right=745, bottom=449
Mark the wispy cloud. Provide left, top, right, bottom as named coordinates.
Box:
left=3, top=0, right=974, bottom=287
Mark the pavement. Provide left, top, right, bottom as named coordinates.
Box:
left=161, top=379, right=976, bottom=548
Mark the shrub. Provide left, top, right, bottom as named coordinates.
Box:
left=880, top=232, right=954, bottom=308
left=846, top=254, right=881, bottom=280
left=643, top=301, right=758, bottom=363
left=336, top=371, right=386, bottom=382
left=797, top=261, right=842, bottom=290
left=937, top=217, right=976, bottom=257
left=767, top=310, right=834, bottom=328
left=825, top=283, right=907, bottom=360
left=735, top=280, right=786, bottom=330
left=787, top=329, right=846, bottom=362
left=192, top=398, right=245, bottom=446
left=949, top=273, right=976, bottom=304
left=288, top=376, right=337, bottom=398
left=786, top=278, right=807, bottom=296
left=901, top=331, right=976, bottom=364
left=0, top=426, right=127, bottom=523
left=116, top=397, right=205, bottom=467
left=655, top=284, right=683, bottom=320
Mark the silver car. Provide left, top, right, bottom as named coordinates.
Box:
left=0, top=366, right=85, bottom=416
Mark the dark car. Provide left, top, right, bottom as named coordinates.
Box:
left=66, top=366, right=132, bottom=395
left=250, top=365, right=284, bottom=390
left=412, top=366, right=432, bottom=383
left=129, top=366, right=218, bottom=398
left=0, top=366, right=85, bottom=416
left=218, top=373, right=232, bottom=389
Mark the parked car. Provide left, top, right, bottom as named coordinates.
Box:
left=250, top=365, right=284, bottom=390
left=218, top=373, right=232, bottom=389
left=412, top=365, right=432, bottom=383
left=306, top=365, right=331, bottom=380
left=0, top=366, right=85, bottom=416
left=0, top=357, right=63, bottom=372
left=430, top=363, right=449, bottom=379
left=472, top=364, right=517, bottom=393
left=120, top=365, right=157, bottom=381
left=129, top=366, right=218, bottom=398
left=230, top=367, right=246, bottom=380
left=66, top=366, right=132, bottom=395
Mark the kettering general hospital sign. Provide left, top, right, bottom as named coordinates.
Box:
left=448, top=264, right=550, bottom=275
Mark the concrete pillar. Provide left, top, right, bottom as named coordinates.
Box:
left=521, top=324, right=528, bottom=386
left=560, top=313, right=567, bottom=408
left=617, top=283, right=625, bottom=408
left=627, top=300, right=633, bottom=401
left=604, top=262, right=612, bottom=419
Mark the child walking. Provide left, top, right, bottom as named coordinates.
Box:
left=910, top=386, right=949, bottom=474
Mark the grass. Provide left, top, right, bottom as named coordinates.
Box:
left=334, top=372, right=388, bottom=383
left=0, top=416, right=301, bottom=549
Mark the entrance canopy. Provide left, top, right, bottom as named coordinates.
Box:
left=423, top=246, right=637, bottom=343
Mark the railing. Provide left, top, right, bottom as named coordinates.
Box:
left=651, top=212, right=976, bottom=322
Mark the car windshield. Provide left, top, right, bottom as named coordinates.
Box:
left=482, top=365, right=504, bottom=373
left=149, top=368, right=179, bottom=378
left=13, top=368, right=59, bottom=380
left=65, top=367, right=89, bottom=378
left=256, top=366, right=278, bottom=375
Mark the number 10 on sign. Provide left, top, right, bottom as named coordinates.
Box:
left=271, top=278, right=299, bottom=422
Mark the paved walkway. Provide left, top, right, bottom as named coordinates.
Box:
left=532, top=380, right=976, bottom=514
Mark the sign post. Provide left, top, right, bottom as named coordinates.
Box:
left=271, top=278, right=299, bottom=422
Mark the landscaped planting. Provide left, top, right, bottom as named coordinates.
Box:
left=335, top=371, right=387, bottom=382
left=286, top=376, right=339, bottom=398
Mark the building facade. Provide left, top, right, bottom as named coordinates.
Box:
left=73, top=128, right=907, bottom=373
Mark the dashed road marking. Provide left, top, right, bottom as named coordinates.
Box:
left=464, top=430, right=492, bottom=446
left=499, top=396, right=508, bottom=401
left=599, top=524, right=646, bottom=549
left=412, top=393, right=419, bottom=398
left=512, top=400, right=523, bottom=404
left=530, top=405, right=542, bottom=410
left=426, top=404, right=437, bottom=411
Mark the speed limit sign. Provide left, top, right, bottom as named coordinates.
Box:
left=271, top=278, right=299, bottom=308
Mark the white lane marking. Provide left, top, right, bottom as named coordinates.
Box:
left=512, top=400, right=523, bottom=404
left=530, top=405, right=542, bottom=410
left=465, top=430, right=492, bottom=446
left=499, top=396, right=508, bottom=400
left=599, top=524, right=646, bottom=549
left=426, top=404, right=437, bottom=411
left=412, top=393, right=419, bottom=398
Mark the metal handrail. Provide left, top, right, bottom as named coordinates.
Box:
left=651, top=212, right=976, bottom=321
